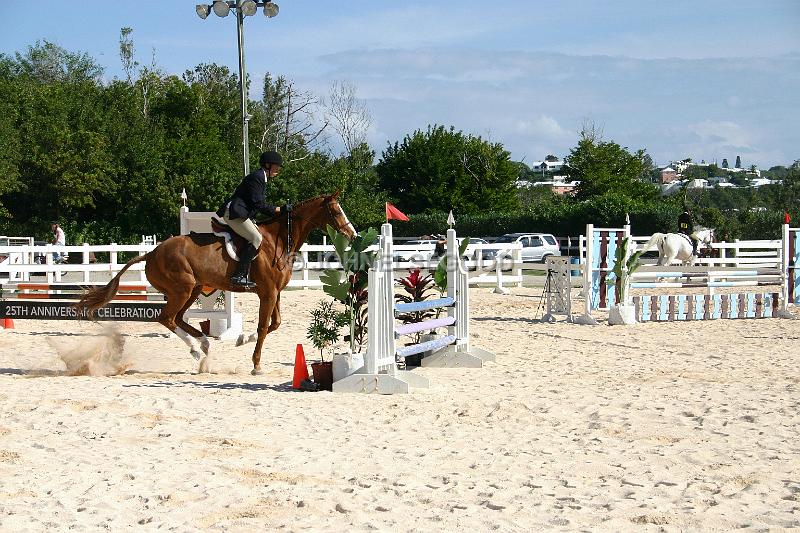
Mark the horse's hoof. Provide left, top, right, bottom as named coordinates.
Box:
left=199, top=357, right=210, bottom=374
left=251, top=368, right=264, bottom=376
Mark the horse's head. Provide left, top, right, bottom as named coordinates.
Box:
left=696, top=228, right=715, bottom=248
left=322, top=191, right=357, bottom=239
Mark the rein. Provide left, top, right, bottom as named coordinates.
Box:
left=269, top=196, right=348, bottom=271
left=272, top=203, right=293, bottom=271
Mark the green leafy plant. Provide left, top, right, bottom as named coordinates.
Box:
left=395, top=269, right=437, bottom=343
left=320, top=225, right=378, bottom=353
left=306, top=299, right=349, bottom=361
left=610, top=237, right=643, bottom=305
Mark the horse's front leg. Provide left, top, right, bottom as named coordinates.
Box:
left=251, top=293, right=278, bottom=376
left=268, top=293, right=281, bottom=334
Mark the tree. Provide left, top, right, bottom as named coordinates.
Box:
left=324, top=80, right=372, bottom=157
left=118, top=27, right=138, bottom=83
left=14, top=40, right=102, bottom=83
left=544, top=154, right=559, bottom=162
left=564, top=130, right=658, bottom=202
left=251, top=73, right=327, bottom=164
left=376, top=125, right=519, bottom=214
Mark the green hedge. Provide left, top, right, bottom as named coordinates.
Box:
left=374, top=200, right=786, bottom=241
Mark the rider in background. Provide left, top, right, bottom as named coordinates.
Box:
left=677, top=207, right=698, bottom=256
left=216, top=151, right=283, bottom=288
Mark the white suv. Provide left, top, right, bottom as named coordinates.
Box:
left=493, top=233, right=561, bottom=262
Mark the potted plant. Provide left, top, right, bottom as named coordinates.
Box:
left=319, top=225, right=378, bottom=354
left=608, top=236, right=643, bottom=325
left=306, top=299, right=349, bottom=391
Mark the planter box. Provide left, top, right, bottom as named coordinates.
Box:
left=332, top=352, right=364, bottom=382
left=608, top=304, right=637, bottom=325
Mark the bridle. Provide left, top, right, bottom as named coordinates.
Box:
left=323, top=197, right=351, bottom=236
left=268, top=195, right=351, bottom=271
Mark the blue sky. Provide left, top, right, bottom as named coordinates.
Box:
left=1, top=0, right=798, bottom=168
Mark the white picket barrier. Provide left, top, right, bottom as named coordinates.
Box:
left=333, top=223, right=495, bottom=394
left=0, top=210, right=242, bottom=340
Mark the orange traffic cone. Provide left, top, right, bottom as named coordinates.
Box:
left=2, top=318, right=12, bottom=329
left=292, top=344, right=309, bottom=389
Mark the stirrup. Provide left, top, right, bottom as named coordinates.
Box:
left=230, top=275, right=256, bottom=289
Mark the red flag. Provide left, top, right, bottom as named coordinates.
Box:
left=785, top=212, right=791, bottom=224
left=385, top=202, right=409, bottom=222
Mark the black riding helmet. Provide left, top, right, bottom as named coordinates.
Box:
left=259, top=151, right=283, bottom=167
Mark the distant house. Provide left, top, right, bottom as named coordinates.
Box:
left=530, top=160, right=565, bottom=173
left=750, top=178, right=776, bottom=188
left=530, top=175, right=579, bottom=196
left=685, top=178, right=708, bottom=189
left=659, top=167, right=678, bottom=184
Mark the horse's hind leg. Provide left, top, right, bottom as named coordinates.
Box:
left=158, top=288, right=206, bottom=368
left=176, top=286, right=209, bottom=355
left=175, top=286, right=213, bottom=372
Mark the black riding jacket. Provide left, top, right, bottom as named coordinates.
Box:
left=677, top=212, right=693, bottom=235
left=216, top=168, right=270, bottom=219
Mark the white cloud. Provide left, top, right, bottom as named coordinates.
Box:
left=688, top=121, right=754, bottom=150
left=515, top=116, right=569, bottom=140
left=294, top=48, right=798, bottom=166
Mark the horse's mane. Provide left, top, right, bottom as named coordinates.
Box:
left=255, top=194, right=330, bottom=228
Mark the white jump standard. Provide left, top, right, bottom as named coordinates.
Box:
left=333, top=223, right=495, bottom=394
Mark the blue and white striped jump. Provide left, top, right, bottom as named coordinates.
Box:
left=582, top=222, right=795, bottom=322
left=633, top=292, right=780, bottom=322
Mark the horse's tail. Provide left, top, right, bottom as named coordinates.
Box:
left=75, top=253, right=150, bottom=319
left=637, top=233, right=664, bottom=255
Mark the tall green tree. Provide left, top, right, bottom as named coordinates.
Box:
left=0, top=55, right=22, bottom=216
left=565, top=133, right=658, bottom=202
left=376, top=125, right=519, bottom=214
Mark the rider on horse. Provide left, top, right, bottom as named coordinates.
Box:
left=677, top=207, right=699, bottom=257
left=216, top=151, right=283, bottom=288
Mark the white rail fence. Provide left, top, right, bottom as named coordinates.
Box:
left=580, top=235, right=783, bottom=271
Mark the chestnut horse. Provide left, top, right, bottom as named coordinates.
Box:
left=75, top=193, right=356, bottom=374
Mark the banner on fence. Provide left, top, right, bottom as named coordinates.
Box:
left=0, top=301, right=164, bottom=322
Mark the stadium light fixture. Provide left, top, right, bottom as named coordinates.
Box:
left=264, top=1, right=279, bottom=18
left=240, top=0, right=258, bottom=16
left=195, top=4, right=210, bottom=19
left=212, top=1, right=231, bottom=17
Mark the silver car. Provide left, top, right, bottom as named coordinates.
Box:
left=494, top=233, right=562, bottom=262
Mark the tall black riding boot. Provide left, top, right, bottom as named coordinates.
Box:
left=692, top=238, right=698, bottom=256
left=230, top=244, right=258, bottom=289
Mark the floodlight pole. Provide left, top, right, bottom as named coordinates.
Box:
left=197, top=1, right=279, bottom=176
left=235, top=2, right=250, bottom=177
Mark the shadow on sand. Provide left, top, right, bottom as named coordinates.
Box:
left=121, top=379, right=294, bottom=393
